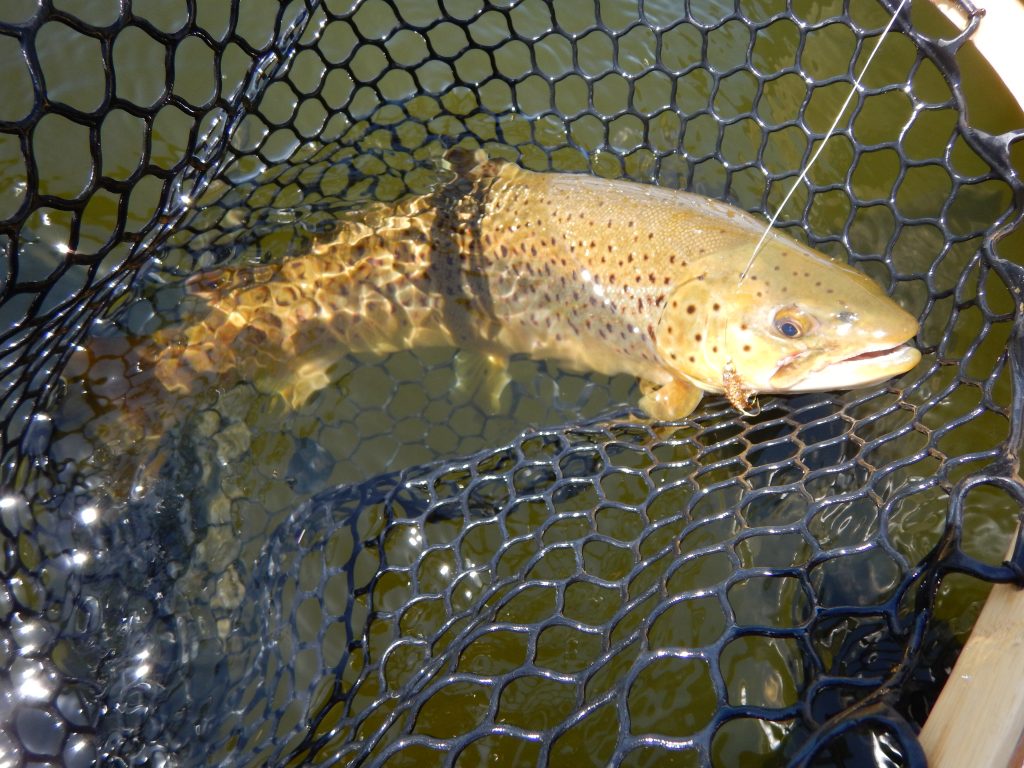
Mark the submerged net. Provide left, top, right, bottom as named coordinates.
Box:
left=1, top=0, right=1023, bottom=765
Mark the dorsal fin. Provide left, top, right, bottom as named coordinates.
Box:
left=443, top=146, right=508, bottom=182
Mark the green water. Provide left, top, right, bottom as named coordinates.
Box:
left=3, top=0, right=1023, bottom=764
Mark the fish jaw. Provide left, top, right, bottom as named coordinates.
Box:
left=765, top=294, right=921, bottom=392
left=771, top=342, right=921, bottom=393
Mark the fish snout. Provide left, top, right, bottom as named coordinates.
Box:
left=847, top=298, right=919, bottom=351
left=888, top=304, right=920, bottom=346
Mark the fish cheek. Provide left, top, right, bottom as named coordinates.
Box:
left=724, top=322, right=766, bottom=380
left=656, top=282, right=716, bottom=383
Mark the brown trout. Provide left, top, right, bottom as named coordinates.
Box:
left=141, top=148, right=919, bottom=421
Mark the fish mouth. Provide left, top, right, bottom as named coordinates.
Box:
left=779, top=342, right=921, bottom=393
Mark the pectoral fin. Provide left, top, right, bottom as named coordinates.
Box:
left=639, top=378, right=703, bottom=420
left=454, top=349, right=511, bottom=412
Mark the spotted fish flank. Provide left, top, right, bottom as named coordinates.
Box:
left=150, top=149, right=921, bottom=420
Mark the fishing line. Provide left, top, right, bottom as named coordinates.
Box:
left=737, top=0, right=910, bottom=282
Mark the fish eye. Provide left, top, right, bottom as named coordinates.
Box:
left=778, top=320, right=800, bottom=338
left=773, top=307, right=810, bottom=339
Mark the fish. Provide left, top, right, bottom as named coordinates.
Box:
left=141, top=147, right=920, bottom=421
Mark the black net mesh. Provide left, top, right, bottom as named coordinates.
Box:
left=1, top=0, right=1023, bottom=766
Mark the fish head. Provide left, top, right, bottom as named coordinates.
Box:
left=655, top=236, right=921, bottom=401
